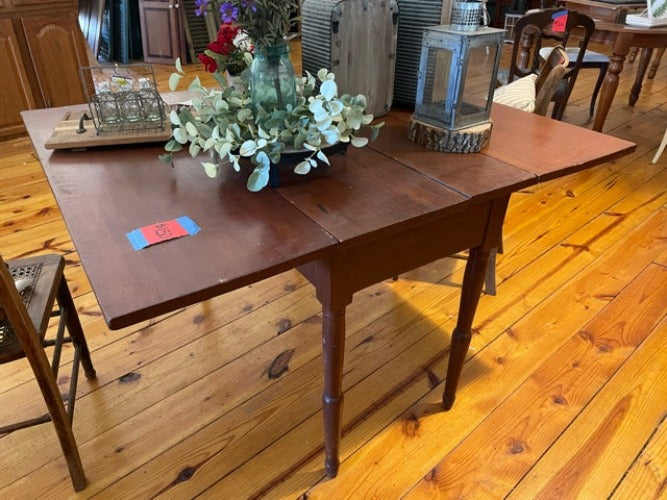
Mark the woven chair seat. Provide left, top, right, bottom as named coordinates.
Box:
left=0, top=254, right=62, bottom=363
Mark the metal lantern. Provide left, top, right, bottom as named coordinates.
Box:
left=408, top=25, right=505, bottom=153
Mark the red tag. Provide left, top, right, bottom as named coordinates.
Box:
left=140, top=219, right=189, bottom=245
left=552, top=11, right=568, bottom=32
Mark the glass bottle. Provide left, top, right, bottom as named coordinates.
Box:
left=249, top=43, right=297, bottom=112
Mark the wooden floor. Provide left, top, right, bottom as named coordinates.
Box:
left=0, top=41, right=665, bottom=499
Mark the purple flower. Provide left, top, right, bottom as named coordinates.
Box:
left=242, top=0, right=257, bottom=12
left=194, top=0, right=209, bottom=16
left=219, top=2, right=239, bottom=23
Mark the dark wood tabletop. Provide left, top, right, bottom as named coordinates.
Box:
left=22, top=103, right=635, bottom=477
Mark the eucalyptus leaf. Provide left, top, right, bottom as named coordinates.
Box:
left=255, top=151, right=271, bottom=169
left=213, top=72, right=228, bottom=89
left=173, top=127, right=188, bottom=144
left=216, top=99, right=229, bottom=112
left=316, top=150, right=330, bottom=166
left=370, top=122, right=384, bottom=142
left=198, top=123, right=213, bottom=138
left=164, top=139, right=182, bottom=152
left=351, top=136, right=369, bottom=147
left=175, top=57, right=183, bottom=74
left=258, top=126, right=270, bottom=139
left=189, top=142, right=201, bottom=157
left=169, top=73, right=182, bottom=91
left=169, top=110, right=181, bottom=126
left=328, top=100, right=344, bottom=115
left=185, top=122, right=198, bottom=137
left=294, top=160, right=311, bottom=175
left=159, top=153, right=173, bottom=163
left=322, top=129, right=339, bottom=145
left=240, top=140, right=257, bottom=156
left=320, top=80, right=337, bottom=101
left=237, top=108, right=252, bottom=122
left=178, top=107, right=196, bottom=125
left=247, top=166, right=270, bottom=192
left=202, top=162, right=219, bottom=178
left=188, top=76, right=202, bottom=92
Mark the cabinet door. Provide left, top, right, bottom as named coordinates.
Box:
left=139, top=0, right=186, bottom=64
left=0, top=19, right=36, bottom=136
left=21, top=11, right=87, bottom=108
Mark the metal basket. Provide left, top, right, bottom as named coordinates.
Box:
left=79, top=64, right=166, bottom=134
left=451, top=1, right=483, bottom=31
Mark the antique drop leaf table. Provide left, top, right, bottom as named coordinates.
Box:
left=22, top=104, right=635, bottom=477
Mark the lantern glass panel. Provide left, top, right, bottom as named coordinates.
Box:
left=418, top=45, right=454, bottom=128
left=458, top=44, right=500, bottom=127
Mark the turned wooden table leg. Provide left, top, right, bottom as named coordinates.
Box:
left=630, top=48, right=653, bottom=106
left=297, top=259, right=352, bottom=477
left=322, top=303, right=347, bottom=477
left=442, top=246, right=491, bottom=410
left=593, top=34, right=631, bottom=133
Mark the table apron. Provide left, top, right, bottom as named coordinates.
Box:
left=297, top=196, right=509, bottom=306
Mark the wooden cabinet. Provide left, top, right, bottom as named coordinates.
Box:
left=0, top=19, right=35, bottom=137
left=0, top=1, right=88, bottom=138
left=139, top=0, right=186, bottom=65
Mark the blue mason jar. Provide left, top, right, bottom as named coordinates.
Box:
left=249, top=43, right=297, bottom=112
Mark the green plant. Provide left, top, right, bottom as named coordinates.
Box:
left=162, top=65, right=383, bottom=192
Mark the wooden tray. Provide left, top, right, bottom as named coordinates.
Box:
left=45, top=111, right=172, bottom=150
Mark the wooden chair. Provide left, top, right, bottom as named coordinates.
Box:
left=509, top=9, right=607, bottom=119
left=486, top=46, right=568, bottom=294
left=0, top=253, right=96, bottom=492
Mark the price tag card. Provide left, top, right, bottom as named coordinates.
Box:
left=552, top=10, right=568, bottom=32
left=126, top=216, right=201, bottom=250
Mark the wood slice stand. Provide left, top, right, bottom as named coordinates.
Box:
left=408, top=117, right=493, bottom=153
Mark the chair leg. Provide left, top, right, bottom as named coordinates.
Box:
left=11, top=305, right=87, bottom=491
left=484, top=248, right=497, bottom=296
left=628, top=47, right=639, bottom=63
left=590, top=63, right=609, bottom=118
left=648, top=47, right=665, bottom=79
left=57, top=280, right=96, bottom=379
left=652, top=127, right=667, bottom=164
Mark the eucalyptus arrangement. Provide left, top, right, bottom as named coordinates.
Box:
left=162, top=64, right=383, bottom=191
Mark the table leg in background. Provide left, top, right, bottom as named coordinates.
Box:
left=594, top=33, right=631, bottom=132
left=630, top=48, right=653, bottom=106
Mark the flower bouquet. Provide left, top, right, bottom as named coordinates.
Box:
left=162, top=0, right=383, bottom=192
left=197, top=23, right=252, bottom=77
